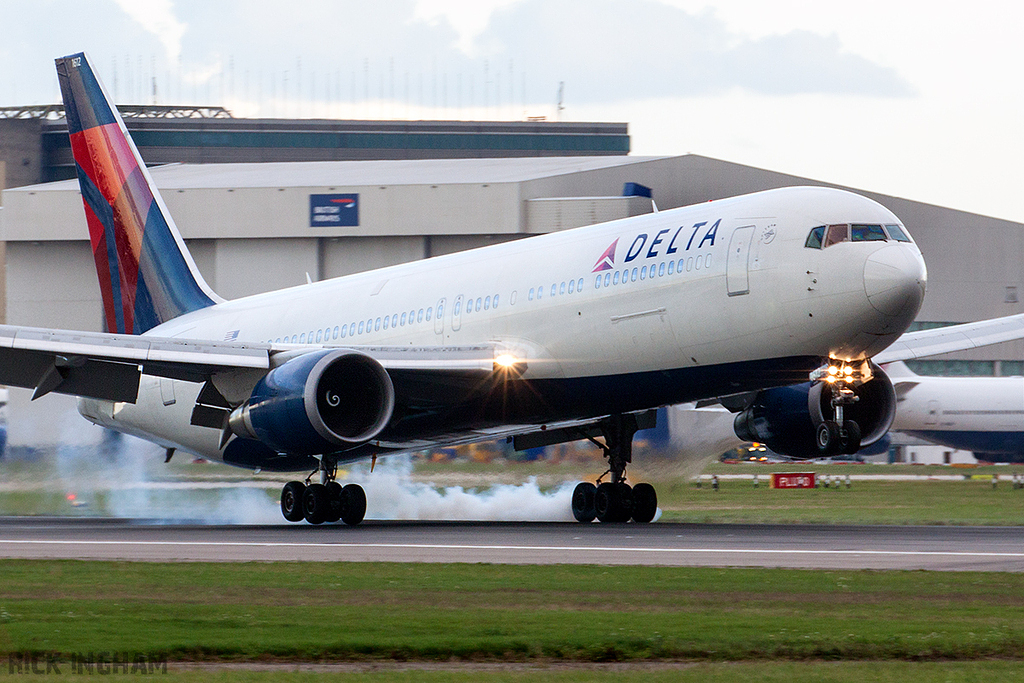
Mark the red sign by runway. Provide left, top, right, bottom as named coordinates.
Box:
left=771, top=472, right=816, bottom=489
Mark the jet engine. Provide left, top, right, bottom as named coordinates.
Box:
left=733, top=362, right=896, bottom=458
left=228, top=349, right=395, bottom=455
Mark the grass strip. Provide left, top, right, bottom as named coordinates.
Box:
left=8, top=466, right=1024, bottom=526
left=1, top=561, right=1024, bottom=663
left=654, top=478, right=1024, bottom=525
left=5, top=661, right=1024, bottom=682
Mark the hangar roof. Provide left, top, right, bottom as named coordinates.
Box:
left=23, top=156, right=665, bottom=192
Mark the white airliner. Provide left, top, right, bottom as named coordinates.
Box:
left=882, top=362, right=1024, bottom=461
left=7, top=51, right=1011, bottom=526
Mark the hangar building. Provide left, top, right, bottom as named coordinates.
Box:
left=0, top=105, right=630, bottom=188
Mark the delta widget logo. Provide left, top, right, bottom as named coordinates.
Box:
left=592, top=238, right=619, bottom=272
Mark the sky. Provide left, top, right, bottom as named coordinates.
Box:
left=2, top=0, right=1023, bottom=221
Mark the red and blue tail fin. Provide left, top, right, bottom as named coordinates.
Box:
left=55, top=52, right=220, bottom=335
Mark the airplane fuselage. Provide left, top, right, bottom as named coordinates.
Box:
left=79, top=186, right=926, bottom=466
left=890, top=369, right=1024, bottom=459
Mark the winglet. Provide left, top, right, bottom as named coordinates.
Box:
left=55, top=52, right=221, bottom=335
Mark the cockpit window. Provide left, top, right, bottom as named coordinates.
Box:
left=807, top=222, right=911, bottom=249
left=885, top=223, right=912, bottom=242
left=824, top=224, right=849, bottom=247
left=805, top=225, right=826, bottom=249
left=851, top=224, right=887, bottom=242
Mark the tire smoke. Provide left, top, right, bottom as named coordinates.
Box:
left=11, top=415, right=579, bottom=523
left=346, top=457, right=577, bottom=522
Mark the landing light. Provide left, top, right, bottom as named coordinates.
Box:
left=493, top=353, right=527, bottom=377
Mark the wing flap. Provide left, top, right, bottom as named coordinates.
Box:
left=0, top=346, right=141, bottom=402
left=0, top=324, right=270, bottom=402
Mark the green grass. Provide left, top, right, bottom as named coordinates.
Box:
left=5, top=662, right=1024, bottom=682
left=2, top=662, right=1024, bottom=682
left=652, top=478, right=1024, bottom=525
left=2, top=561, right=1024, bottom=664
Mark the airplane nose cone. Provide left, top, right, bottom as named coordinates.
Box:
left=863, top=245, right=926, bottom=320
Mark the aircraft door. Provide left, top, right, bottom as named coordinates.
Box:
left=726, top=225, right=756, bottom=296
left=925, top=400, right=941, bottom=426
left=434, top=298, right=446, bottom=338
left=452, top=295, right=463, bottom=332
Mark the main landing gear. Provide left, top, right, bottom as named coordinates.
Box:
left=280, top=458, right=366, bottom=525
left=571, top=413, right=658, bottom=524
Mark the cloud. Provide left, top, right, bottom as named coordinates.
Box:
left=0, top=0, right=913, bottom=109
left=113, top=0, right=187, bottom=62
left=475, top=0, right=915, bottom=102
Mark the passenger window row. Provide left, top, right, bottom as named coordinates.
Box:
left=266, top=305, right=434, bottom=344
left=592, top=254, right=713, bottom=291
left=527, top=278, right=585, bottom=302
left=455, top=293, right=501, bottom=316
left=264, top=256, right=693, bottom=345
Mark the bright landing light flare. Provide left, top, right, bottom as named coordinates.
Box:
left=494, top=354, right=519, bottom=369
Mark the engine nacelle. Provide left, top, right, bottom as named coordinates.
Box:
left=228, top=349, right=395, bottom=455
left=733, top=363, right=896, bottom=458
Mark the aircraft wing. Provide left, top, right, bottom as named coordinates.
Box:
left=874, top=313, right=1024, bottom=364
left=0, top=324, right=497, bottom=403
left=12, top=309, right=1024, bottom=409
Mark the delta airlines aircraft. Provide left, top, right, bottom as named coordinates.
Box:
left=7, top=51, right=1011, bottom=526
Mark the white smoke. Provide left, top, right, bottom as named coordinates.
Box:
left=344, top=456, right=577, bottom=522
left=12, top=410, right=582, bottom=523
left=49, top=428, right=285, bottom=525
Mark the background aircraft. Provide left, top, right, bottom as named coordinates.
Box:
left=881, top=362, right=1024, bottom=462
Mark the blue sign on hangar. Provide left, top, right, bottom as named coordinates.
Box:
left=310, top=194, right=359, bottom=227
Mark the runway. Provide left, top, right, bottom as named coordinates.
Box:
left=1, top=517, right=1023, bottom=570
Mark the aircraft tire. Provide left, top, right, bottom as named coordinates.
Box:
left=841, top=420, right=862, bottom=455
left=303, top=483, right=330, bottom=524
left=816, top=420, right=841, bottom=455
left=595, top=482, right=632, bottom=523
left=631, top=483, right=658, bottom=523
left=340, top=484, right=367, bottom=526
left=325, top=482, right=344, bottom=523
left=614, top=483, right=635, bottom=522
left=281, top=481, right=306, bottom=522
left=571, top=482, right=597, bottom=523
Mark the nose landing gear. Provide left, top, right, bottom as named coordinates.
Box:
left=813, top=361, right=866, bottom=456
left=280, top=458, right=366, bottom=525
left=571, top=413, right=659, bottom=524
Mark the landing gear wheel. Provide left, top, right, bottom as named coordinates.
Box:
left=816, top=420, right=841, bottom=455
left=631, top=483, right=658, bottom=523
left=840, top=420, right=862, bottom=455
left=572, top=482, right=597, bottom=523
left=281, top=481, right=306, bottom=522
left=302, top=483, right=330, bottom=525
left=340, top=484, right=366, bottom=526
left=595, top=482, right=633, bottom=523
left=325, top=482, right=344, bottom=523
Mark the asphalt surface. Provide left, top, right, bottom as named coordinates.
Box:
left=0, top=517, right=1022, bottom=570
